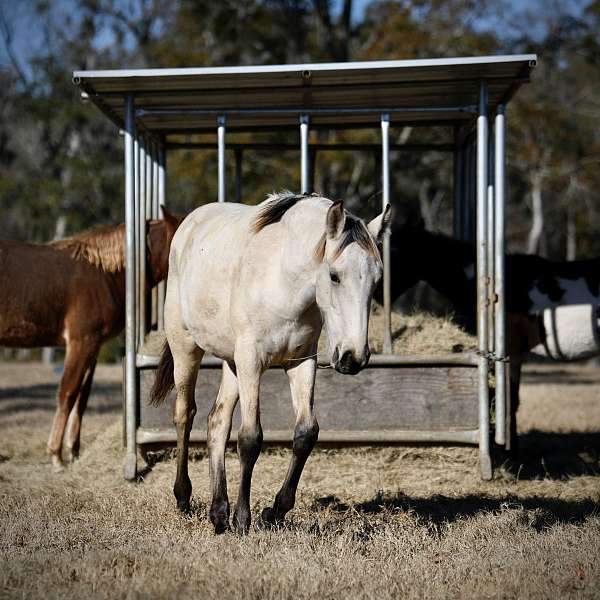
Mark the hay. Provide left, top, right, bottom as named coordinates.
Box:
left=368, top=306, right=477, bottom=355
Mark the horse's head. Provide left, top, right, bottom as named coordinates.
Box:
left=316, top=201, right=391, bottom=374
left=147, top=206, right=184, bottom=286
left=374, top=214, right=426, bottom=305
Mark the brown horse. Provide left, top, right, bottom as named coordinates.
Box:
left=0, top=208, right=182, bottom=469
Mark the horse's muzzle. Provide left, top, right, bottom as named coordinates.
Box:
left=333, top=348, right=370, bottom=375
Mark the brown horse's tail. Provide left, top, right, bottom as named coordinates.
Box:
left=149, top=341, right=174, bottom=406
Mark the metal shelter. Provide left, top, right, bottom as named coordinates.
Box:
left=73, top=54, right=537, bottom=481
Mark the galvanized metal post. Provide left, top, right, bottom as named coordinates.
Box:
left=133, top=134, right=140, bottom=347
left=217, top=115, right=226, bottom=202
left=157, top=141, right=166, bottom=331
left=150, top=140, right=159, bottom=327
left=487, top=129, right=495, bottom=354
left=123, top=93, right=137, bottom=481
left=300, top=115, right=310, bottom=193
left=452, top=126, right=463, bottom=240
left=137, top=137, right=146, bottom=350
left=476, top=81, right=492, bottom=480
left=234, top=148, right=243, bottom=203
left=381, top=114, right=393, bottom=354
left=494, top=105, right=507, bottom=446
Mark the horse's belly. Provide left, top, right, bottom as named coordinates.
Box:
left=179, top=276, right=236, bottom=360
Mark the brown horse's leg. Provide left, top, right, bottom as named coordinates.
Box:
left=172, top=341, right=203, bottom=513
left=64, top=358, right=97, bottom=461
left=261, top=357, right=318, bottom=527
left=47, top=340, right=98, bottom=471
left=208, top=361, right=239, bottom=534
left=232, top=351, right=263, bottom=535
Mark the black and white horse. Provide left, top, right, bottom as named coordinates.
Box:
left=385, top=218, right=600, bottom=453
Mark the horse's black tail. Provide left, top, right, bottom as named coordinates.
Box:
left=149, top=341, right=174, bottom=406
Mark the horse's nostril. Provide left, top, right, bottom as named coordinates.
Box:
left=340, top=350, right=353, bottom=367
left=332, top=347, right=340, bottom=364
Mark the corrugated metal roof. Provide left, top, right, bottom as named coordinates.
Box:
left=73, top=55, right=537, bottom=135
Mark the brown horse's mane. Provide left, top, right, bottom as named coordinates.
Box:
left=51, top=223, right=126, bottom=273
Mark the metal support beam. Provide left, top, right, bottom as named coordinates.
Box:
left=452, top=126, right=463, bottom=239
left=157, top=141, right=166, bottom=331
left=234, top=148, right=243, bottom=202
left=137, top=105, right=477, bottom=118
left=217, top=115, right=226, bottom=202
left=381, top=113, right=392, bottom=354
left=150, top=141, right=159, bottom=327
left=300, top=115, right=310, bottom=193
left=166, top=141, right=455, bottom=153
left=123, top=93, right=137, bottom=481
left=137, top=138, right=147, bottom=349
left=476, top=81, right=492, bottom=480
left=494, top=105, right=507, bottom=446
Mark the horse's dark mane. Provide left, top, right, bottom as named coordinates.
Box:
left=254, top=191, right=380, bottom=262
left=333, top=215, right=381, bottom=262
left=252, top=191, right=315, bottom=233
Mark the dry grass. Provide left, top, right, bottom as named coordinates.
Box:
left=1, top=362, right=600, bottom=599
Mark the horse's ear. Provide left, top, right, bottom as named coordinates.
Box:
left=161, top=205, right=183, bottom=230
left=368, top=204, right=392, bottom=242
left=326, top=200, right=346, bottom=240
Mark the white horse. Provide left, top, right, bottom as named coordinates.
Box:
left=151, top=192, right=391, bottom=534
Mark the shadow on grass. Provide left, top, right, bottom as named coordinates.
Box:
left=0, top=383, right=121, bottom=415
left=314, top=493, right=598, bottom=529
left=494, top=430, right=600, bottom=480
left=521, top=368, right=600, bottom=386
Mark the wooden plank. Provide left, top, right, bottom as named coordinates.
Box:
left=139, top=364, right=479, bottom=435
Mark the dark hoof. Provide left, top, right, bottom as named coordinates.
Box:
left=258, top=506, right=283, bottom=530
left=210, top=501, right=230, bottom=535
left=176, top=500, right=191, bottom=515
left=233, top=510, right=251, bottom=535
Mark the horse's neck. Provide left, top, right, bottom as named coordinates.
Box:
left=420, top=231, right=476, bottom=312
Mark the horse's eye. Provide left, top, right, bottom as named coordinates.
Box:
left=330, top=272, right=340, bottom=284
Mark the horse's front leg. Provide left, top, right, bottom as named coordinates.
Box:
left=47, top=339, right=98, bottom=471
left=207, top=361, right=239, bottom=534
left=232, top=350, right=263, bottom=535
left=64, top=358, right=97, bottom=462
left=261, top=356, right=319, bottom=527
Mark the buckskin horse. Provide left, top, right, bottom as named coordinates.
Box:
left=151, top=192, right=391, bottom=534
left=385, top=218, right=600, bottom=454
left=0, top=208, right=182, bottom=470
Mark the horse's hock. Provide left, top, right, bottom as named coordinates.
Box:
left=73, top=55, right=537, bottom=479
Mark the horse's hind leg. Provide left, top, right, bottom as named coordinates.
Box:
left=47, top=339, right=98, bottom=471
left=171, top=332, right=203, bottom=513
left=261, top=357, right=319, bottom=527
left=208, top=361, right=239, bottom=534
left=64, top=358, right=97, bottom=461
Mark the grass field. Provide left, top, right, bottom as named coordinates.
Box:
left=1, top=361, right=599, bottom=599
